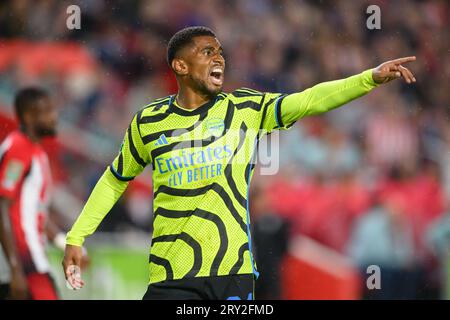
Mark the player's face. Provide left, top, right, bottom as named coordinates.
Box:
left=185, top=36, right=225, bottom=96
left=33, top=96, right=58, bottom=137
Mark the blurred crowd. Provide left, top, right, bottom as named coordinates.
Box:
left=0, top=0, right=449, bottom=299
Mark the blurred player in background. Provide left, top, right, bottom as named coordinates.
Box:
left=0, top=88, right=84, bottom=300
left=63, top=26, right=416, bottom=300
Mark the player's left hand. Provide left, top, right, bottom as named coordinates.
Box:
left=372, top=56, right=416, bottom=84
left=62, top=244, right=85, bottom=290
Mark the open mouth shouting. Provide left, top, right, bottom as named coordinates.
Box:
left=209, top=66, right=224, bottom=86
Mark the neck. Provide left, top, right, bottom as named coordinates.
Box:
left=20, top=126, right=40, bottom=143
left=176, top=85, right=214, bottom=110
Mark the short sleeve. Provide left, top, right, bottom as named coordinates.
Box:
left=110, top=113, right=150, bottom=181
left=0, top=138, right=31, bottom=199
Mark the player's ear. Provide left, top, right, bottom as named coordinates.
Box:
left=172, top=58, right=188, bottom=76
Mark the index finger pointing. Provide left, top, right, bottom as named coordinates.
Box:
left=391, top=56, right=416, bottom=65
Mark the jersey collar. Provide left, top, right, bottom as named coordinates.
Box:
left=168, top=94, right=220, bottom=116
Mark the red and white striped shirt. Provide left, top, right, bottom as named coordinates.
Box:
left=0, top=131, right=52, bottom=274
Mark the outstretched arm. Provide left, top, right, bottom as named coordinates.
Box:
left=272, top=56, right=416, bottom=129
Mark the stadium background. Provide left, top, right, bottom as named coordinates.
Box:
left=0, top=0, right=449, bottom=299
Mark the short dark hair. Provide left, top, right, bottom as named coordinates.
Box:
left=167, top=26, right=216, bottom=66
left=14, top=87, right=49, bottom=122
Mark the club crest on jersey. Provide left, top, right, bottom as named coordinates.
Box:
left=2, top=160, right=24, bottom=190
left=204, top=118, right=225, bottom=137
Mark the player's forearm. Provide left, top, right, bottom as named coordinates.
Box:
left=66, top=167, right=129, bottom=246
left=281, top=69, right=379, bottom=123
left=0, top=198, right=23, bottom=271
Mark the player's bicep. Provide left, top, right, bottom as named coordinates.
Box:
left=0, top=197, right=12, bottom=220
left=110, top=114, right=149, bottom=180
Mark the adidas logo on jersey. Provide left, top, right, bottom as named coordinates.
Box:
left=154, top=134, right=169, bottom=146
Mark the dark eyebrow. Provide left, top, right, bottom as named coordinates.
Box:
left=201, top=46, right=224, bottom=53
